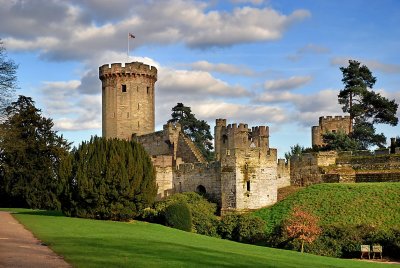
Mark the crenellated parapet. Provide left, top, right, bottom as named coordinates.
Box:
left=214, top=119, right=271, bottom=160
left=99, top=62, right=157, bottom=81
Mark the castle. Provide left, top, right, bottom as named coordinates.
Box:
left=312, top=116, right=351, bottom=147
left=99, top=62, right=290, bottom=214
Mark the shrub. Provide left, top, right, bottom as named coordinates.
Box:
left=62, top=136, right=157, bottom=221
left=237, top=214, right=266, bottom=243
left=153, top=192, right=219, bottom=236
left=164, top=201, right=192, bottom=232
left=218, top=213, right=266, bottom=243
left=218, top=214, right=239, bottom=240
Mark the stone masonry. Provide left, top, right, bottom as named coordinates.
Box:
left=99, top=62, right=157, bottom=140
left=312, top=116, right=351, bottom=147
left=99, top=61, right=290, bottom=213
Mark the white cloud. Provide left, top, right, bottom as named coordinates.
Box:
left=254, top=89, right=344, bottom=126
left=264, top=76, right=312, bottom=91
left=1, top=1, right=310, bottom=60
left=158, top=68, right=250, bottom=98
left=190, top=61, right=255, bottom=76
left=39, top=80, right=101, bottom=131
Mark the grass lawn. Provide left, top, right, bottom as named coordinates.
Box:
left=254, top=182, right=400, bottom=233
left=2, top=209, right=390, bottom=268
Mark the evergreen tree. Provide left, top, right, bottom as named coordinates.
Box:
left=338, top=60, right=398, bottom=148
left=62, top=136, right=157, bottom=221
left=322, top=131, right=361, bottom=151
left=0, top=95, right=70, bottom=209
left=168, top=103, right=214, bottom=161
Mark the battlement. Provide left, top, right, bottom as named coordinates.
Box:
left=99, top=61, right=157, bottom=80
left=216, top=118, right=227, bottom=127
left=319, top=115, right=350, bottom=124
left=226, top=123, right=249, bottom=131
left=251, top=126, right=269, bottom=137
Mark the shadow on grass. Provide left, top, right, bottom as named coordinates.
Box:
left=14, top=210, right=65, bottom=217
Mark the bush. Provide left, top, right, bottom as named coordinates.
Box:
left=164, top=201, right=192, bottom=232
left=218, top=214, right=239, bottom=240
left=153, top=192, right=219, bottom=237
left=62, top=136, right=157, bottom=221
left=219, top=214, right=266, bottom=243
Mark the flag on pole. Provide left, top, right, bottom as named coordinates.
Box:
left=129, top=33, right=135, bottom=39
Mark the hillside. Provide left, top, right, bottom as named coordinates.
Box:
left=254, top=182, right=400, bottom=233
left=2, top=209, right=388, bottom=268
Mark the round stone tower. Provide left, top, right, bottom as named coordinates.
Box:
left=99, top=62, right=157, bottom=140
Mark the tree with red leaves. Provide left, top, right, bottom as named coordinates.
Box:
left=284, top=207, right=321, bottom=253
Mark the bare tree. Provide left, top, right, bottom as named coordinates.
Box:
left=0, top=39, right=18, bottom=118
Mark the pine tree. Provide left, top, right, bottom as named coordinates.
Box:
left=0, top=95, right=70, bottom=209
left=338, top=60, right=398, bottom=148
left=63, top=136, right=157, bottom=221
left=168, top=103, right=214, bottom=161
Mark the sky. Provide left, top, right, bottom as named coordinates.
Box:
left=2, top=0, right=400, bottom=158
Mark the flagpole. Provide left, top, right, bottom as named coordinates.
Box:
left=127, top=33, right=130, bottom=61
left=127, top=33, right=135, bottom=62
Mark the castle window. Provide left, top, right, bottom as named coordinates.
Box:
left=138, top=121, right=140, bottom=128
left=222, top=135, right=228, bottom=144
left=147, top=86, right=150, bottom=94
left=122, top=84, right=127, bottom=92
left=246, top=181, right=251, bottom=192
left=127, top=112, right=129, bottom=118
left=137, top=103, right=140, bottom=110
left=226, top=149, right=230, bottom=156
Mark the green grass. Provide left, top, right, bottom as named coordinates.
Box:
left=254, top=182, right=400, bottom=233
left=0, top=209, right=390, bottom=268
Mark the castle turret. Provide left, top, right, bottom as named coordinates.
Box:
left=99, top=62, right=157, bottom=140
left=311, top=115, right=351, bottom=147
left=214, top=119, right=227, bottom=161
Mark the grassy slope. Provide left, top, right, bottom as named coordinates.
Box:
left=2, top=209, right=388, bottom=268
left=254, top=182, right=400, bottom=233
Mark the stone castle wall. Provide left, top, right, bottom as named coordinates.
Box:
left=277, top=159, right=291, bottom=188
left=220, top=147, right=277, bottom=213
left=290, top=150, right=400, bottom=185
left=175, top=162, right=221, bottom=202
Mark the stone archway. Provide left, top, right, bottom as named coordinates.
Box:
left=196, top=185, right=207, bottom=195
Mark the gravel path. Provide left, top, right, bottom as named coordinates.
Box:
left=0, top=211, right=71, bottom=268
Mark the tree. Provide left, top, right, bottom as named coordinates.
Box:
left=338, top=60, right=398, bottom=148
left=0, top=95, right=70, bottom=209
left=62, top=136, right=157, bottom=221
left=284, top=207, right=321, bottom=253
left=284, top=144, right=305, bottom=162
left=168, top=103, right=214, bottom=161
left=0, top=40, right=18, bottom=116
left=322, top=131, right=360, bottom=151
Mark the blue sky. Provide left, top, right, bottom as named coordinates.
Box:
left=2, top=0, right=400, bottom=158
